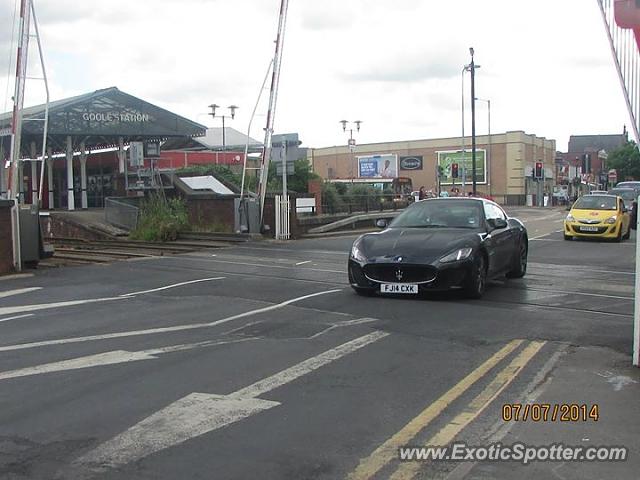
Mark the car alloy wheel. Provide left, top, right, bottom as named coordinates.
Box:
left=465, top=254, right=486, bottom=299
left=506, top=241, right=527, bottom=279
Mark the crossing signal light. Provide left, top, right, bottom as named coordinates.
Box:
left=535, top=162, right=544, bottom=179
left=451, top=163, right=459, bottom=178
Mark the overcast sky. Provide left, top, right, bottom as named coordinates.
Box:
left=0, top=0, right=631, bottom=151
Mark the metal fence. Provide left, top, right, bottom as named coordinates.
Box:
left=321, top=194, right=411, bottom=215
left=275, top=194, right=291, bottom=240
left=105, top=197, right=140, bottom=231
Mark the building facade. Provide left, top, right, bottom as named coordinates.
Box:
left=308, top=131, right=556, bottom=205
left=555, top=132, right=627, bottom=192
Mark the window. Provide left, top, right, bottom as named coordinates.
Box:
left=483, top=203, right=506, bottom=221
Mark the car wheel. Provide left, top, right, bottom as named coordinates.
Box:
left=563, top=234, right=572, bottom=241
left=615, top=226, right=623, bottom=243
left=506, top=240, right=527, bottom=279
left=464, top=254, right=487, bottom=299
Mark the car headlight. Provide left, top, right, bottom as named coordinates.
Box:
left=565, top=214, right=575, bottom=222
left=605, top=216, right=617, bottom=224
left=439, top=247, right=473, bottom=263
left=350, top=241, right=366, bottom=263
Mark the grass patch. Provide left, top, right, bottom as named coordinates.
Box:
left=130, top=194, right=188, bottom=242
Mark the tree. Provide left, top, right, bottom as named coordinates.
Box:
left=607, top=141, right=640, bottom=181
left=267, top=158, right=320, bottom=193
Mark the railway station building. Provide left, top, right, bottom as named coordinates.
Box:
left=0, top=87, right=209, bottom=210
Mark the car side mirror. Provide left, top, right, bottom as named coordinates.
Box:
left=375, top=219, right=388, bottom=229
left=565, top=206, right=572, bottom=211
left=487, top=218, right=507, bottom=230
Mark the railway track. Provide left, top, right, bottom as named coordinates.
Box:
left=41, top=237, right=233, bottom=267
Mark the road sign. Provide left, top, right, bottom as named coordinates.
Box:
left=608, top=169, right=618, bottom=183
left=276, top=162, right=295, bottom=176
left=129, top=142, right=144, bottom=167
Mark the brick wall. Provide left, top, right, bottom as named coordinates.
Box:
left=0, top=200, right=14, bottom=274
left=185, top=197, right=236, bottom=232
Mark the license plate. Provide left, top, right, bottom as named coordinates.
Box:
left=579, top=226, right=599, bottom=232
left=381, top=283, right=418, bottom=294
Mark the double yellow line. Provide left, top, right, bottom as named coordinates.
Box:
left=347, top=339, right=545, bottom=480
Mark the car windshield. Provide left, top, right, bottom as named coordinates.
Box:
left=573, top=195, right=617, bottom=210
left=609, top=189, right=637, bottom=201
left=389, top=200, right=483, bottom=229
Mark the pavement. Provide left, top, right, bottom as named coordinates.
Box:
left=0, top=206, right=638, bottom=479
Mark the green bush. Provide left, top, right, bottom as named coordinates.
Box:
left=346, top=184, right=381, bottom=212
left=321, top=182, right=345, bottom=213
left=130, top=194, right=189, bottom=242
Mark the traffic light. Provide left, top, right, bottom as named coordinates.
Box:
left=451, top=163, right=459, bottom=178
left=534, top=162, right=543, bottom=179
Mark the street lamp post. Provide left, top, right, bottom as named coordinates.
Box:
left=475, top=97, right=491, bottom=195
left=462, top=56, right=480, bottom=196
left=208, top=104, right=238, bottom=150
left=469, top=47, right=478, bottom=195
left=340, top=120, right=362, bottom=178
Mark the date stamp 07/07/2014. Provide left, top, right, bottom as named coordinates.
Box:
left=502, top=403, right=600, bottom=422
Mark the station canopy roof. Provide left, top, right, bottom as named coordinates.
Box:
left=162, top=127, right=263, bottom=152
left=0, top=86, right=206, bottom=158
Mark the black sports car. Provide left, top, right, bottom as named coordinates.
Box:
left=348, top=198, right=528, bottom=298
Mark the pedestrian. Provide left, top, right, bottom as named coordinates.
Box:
left=418, top=186, right=426, bottom=200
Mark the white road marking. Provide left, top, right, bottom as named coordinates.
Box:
left=0, top=339, right=250, bottom=381
left=529, top=233, right=553, bottom=240
left=234, top=245, right=348, bottom=256
left=0, top=287, right=42, bottom=299
left=525, top=287, right=633, bottom=300
left=528, top=263, right=635, bottom=276
left=0, top=313, right=34, bottom=323
left=295, top=260, right=312, bottom=266
left=73, top=331, right=387, bottom=474
left=0, top=277, right=226, bottom=317
left=0, top=273, right=34, bottom=282
left=166, top=256, right=343, bottom=274
left=0, top=297, right=123, bottom=317
left=0, top=289, right=343, bottom=353
left=120, top=277, right=225, bottom=297
left=230, top=330, right=388, bottom=399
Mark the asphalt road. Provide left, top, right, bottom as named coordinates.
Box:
left=0, top=210, right=637, bottom=480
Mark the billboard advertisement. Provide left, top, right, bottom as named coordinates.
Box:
left=357, top=154, right=398, bottom=178
left=437, top=150, right=487, bottom=185
left=399, top=156, right=423, bottom=170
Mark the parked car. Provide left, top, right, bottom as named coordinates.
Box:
left=616, top=181, right=640, bottom=189
left=348, top=198, right=528, bottom=299
left=564, top=194, right=631, bottom=241
left=608, top=187, right=639, bottom=229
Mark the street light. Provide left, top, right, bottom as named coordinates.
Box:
left=208, top=104, right=238, bottom=150
left=469, top=47, right=479, bottom=195
left=475, top=97, right=491, bottom=195
left=462, top=58, right=480, bottom=195
left=340, top=120, right=362, bottom=178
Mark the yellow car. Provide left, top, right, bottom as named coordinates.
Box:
left=564, top=194, right=631, bottom=241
